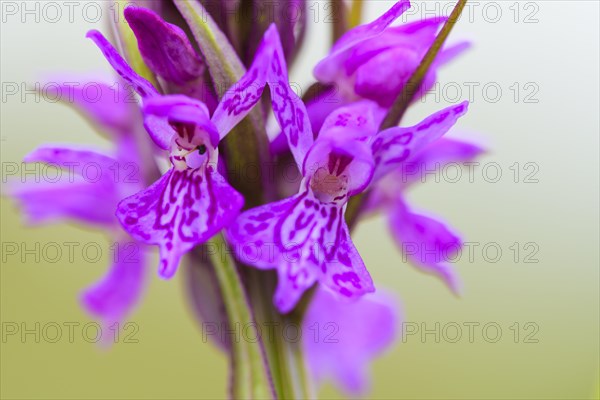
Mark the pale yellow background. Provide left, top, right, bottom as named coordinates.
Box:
left=1, top=1, right=599, bottom=399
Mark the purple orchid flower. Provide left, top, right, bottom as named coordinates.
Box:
left=227, top=87, right=468, bottom=313
left=88, top=14, right=307, bottom=279
left=306, top=0, right=469, bottom=132
left=9, top=80, right=147, bottom=339
left=367, top=138, right=485, bottom=293
left=227, top=128, right=376, bottom=313
left=303, top=287, right=401, bottom=395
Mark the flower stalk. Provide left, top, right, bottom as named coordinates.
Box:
left=208, top=234, right=276, bottom=399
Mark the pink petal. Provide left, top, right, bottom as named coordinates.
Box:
left=402, top=138, right=485, bottom=186
left=212, top=24, right=313, bottom=167
left=226, top=195, right=300, bottom=270
left=87, top=30, right=159, bottom=99
left=9, top=146, right=122, bottom=226
left=319, top=99, right=385, bottom=140
left=304, top=288, right=400, bottom=395
left=389, top=201, right=462, bottom=294
left=45, top=80, right=134, bottom=138
left=228, top=189, right=374, bottom=313
left=117, top=167, right=244, bottom=278
left=80, top=240, right=147, bottom=342
left=354, top=46, right=421, bottom=107
left=316, top=209, right=375, bottom=300
left=305, top=86, right=351, bottom=134
left=371, top=101, right=469, bottom=181
left=304, top=137, right=375, bottom=196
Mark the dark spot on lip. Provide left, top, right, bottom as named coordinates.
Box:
left=197, top=145, right=207, bottom=155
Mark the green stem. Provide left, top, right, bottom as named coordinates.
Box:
left=291, top=340, right=313, bottom=399
left=209, top=234, right=276, bottom=399
left=245, top=270, right=301, bottom=399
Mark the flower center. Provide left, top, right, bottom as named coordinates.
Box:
left=169, top=124, right=212, bottom=171
left=310, top=167, right=348, bottom=203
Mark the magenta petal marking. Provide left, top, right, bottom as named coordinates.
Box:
left=228, top=189, right=374, bottom=313
left=274, top=265, right=317, bottom=314
left=319, top=100, right=385, bottom=141
left=117, top=168, right=244, bottom=278
left=316, top=209, right=375, bottom=299
left=227, top=195, right=301, bottom=270
left=263, top=25, right=313, bottom=167
left=303, top=137, right=375, bottom=196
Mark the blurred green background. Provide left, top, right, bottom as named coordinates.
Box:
left=1, top=1, right=598, bottom=399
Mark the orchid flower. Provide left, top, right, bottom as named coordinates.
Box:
left=303, top=288, right=400, bottom=395
left=307, top=0, right=469, bottom=132
left=9, top=80, right=147, bottom=339
left=227, top=127, right=376, bottom=313
left=88, top=16, right=308, bottom=279
left=228, top=82, right=469, bottom=312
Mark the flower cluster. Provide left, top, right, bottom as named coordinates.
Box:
left=9, top=1, right=481, bottom=397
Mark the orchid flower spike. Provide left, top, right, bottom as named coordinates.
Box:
left=88, top=18, right=307, bottom=280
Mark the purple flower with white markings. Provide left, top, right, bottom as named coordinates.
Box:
left=313, top=99, right=471, bottom=186
left=9, top=79, right=148, bottom=339
left=88, top=29, right=243, bottom=279
left=228, top=91, right=469, bottom=312
left=88, top=14, right=307, bottom=279
left=227, top=128, right=376, bottom=313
